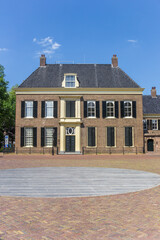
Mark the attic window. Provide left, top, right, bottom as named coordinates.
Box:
left=65, top=75, right=75, bottom=87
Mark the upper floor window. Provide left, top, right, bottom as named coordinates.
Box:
left=87, top=101, right=96, bottom=117
left=21, top=101, right=37, bottom=118
left=152, top=120, right=158, bottom=130
left=106, top=101, right=115, bottom=117
left=66, top=101, right=75, bottom=117
left=25, top=101, right=33, bottom=118
left=41, top=101, right=57, bottom=118
left=65, top=75, right=75, bottom=87
left=45, top=101, right=54, bottom=118
left=124, top=101, right=132, bottom=117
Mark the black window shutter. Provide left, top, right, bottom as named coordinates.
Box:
left=132, top=101, right=136, bottom=118
left=158, top=120, right=160, bottom=130
left=33, top=101, right=38, bottom=118
left=129, top=127, right=132, bottom=146
left=115, top=101, right=119, bottom=118
left=41, top=128, right=45, bottom=147
left=111, top=127, right=115, bottom=146
left=102, top=101, right=106, bottom=118
left=21, top=127, right=24, bottom=147
left=41, top=101, right=45, bottom=118
left=107, top=127, right=111, bottom=146
left=54, top=101, right=58, bottom=118
left=21, top=101, right=25, bottom=118
left=92, top=127, right=95, bottom=146
left=33, top=128, right=37, bottom=147
left=84, top=101, right=87, bottom=118
left=121, top=101, right=124, bottom=118
left=53, top=127, right=57, bottom=146
left=147, top=120, right=152, bottom=130
left=96, top=101, right=100, bottom=118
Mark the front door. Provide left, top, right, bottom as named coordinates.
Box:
left=147, top=139, right=154, bottom=151
left=66, top=136, right=75, bottom=152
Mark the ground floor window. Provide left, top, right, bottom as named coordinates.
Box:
left=20, top=127, right=37, bottom=147
left=88, top=127, right=96, bottom=146
left=41, top=127, right=57, bottom=147
left=107, top=127, right=115, bottom=146
left=125, top=127, right=133, bottom=146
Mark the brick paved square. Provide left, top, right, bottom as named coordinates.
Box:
left=0, top=154, right=160, bottom=240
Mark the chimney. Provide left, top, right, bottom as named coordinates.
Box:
left=40, top=54, right=46, bottom=66
left=151, top=87, right=157, bottom=98
left=112, top=54, right=118, bottom=67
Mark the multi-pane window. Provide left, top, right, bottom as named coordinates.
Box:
left=45, top=101, right=54, bottom=118
left=124, top=101, right=132, bottom=117
left=45, top=128, right=54, bottom=146
left=125, top=127, right=133, bottom=146
left=87, top=101, right=96, bottom=117
left=25, top=101, right=33, bottom=117
left=25, top=128, right=33, bottom=147
left=152, top=120, right=158, bottom=130
left=143, top=120, right=147, bottom=130
left=65, top=75, right=75, bottom=87
left=107, top=127, right=115, bottom=146
left=88, top=127, right=96, bottom=146
left=66, top=101, right=75, bottom=117
left=106, top=101, right=115, bottom=117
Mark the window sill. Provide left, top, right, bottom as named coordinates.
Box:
left=105, top=117, right=116, bottom=119
left=87, top=117, right=96, bottom=119
left=24, top=117, right=34, bottom=119
left=123, top=116, right=133, bottom=119
left=23, top=146, right=33, bottom=148
left=45, top=117, right=54, bottom=119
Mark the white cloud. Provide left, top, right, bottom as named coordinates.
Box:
left=0, top=48, right=8, bottom=51
left=128, top=40, right=138, bottom=43
left=33, top=36, right=61, bottom=57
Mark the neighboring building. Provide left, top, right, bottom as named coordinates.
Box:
left=143, top=87, right=160, bottom=153
left=15, top=54, right=144, bottom=154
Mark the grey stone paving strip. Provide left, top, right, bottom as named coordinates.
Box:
left=0, top=167, right=160, bottom=198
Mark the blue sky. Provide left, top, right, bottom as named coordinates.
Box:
left=0, top=0, right=160, bottom=94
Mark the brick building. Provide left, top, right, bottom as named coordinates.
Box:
left=15, top=55, right=145, bottom=154
left=143, top=87, right=160, bottom=153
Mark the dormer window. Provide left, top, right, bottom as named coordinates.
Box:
left=65, top=75, right=75, bottom=87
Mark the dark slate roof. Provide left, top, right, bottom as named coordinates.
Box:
left=19, top=64, right=140, bottom=88
left=143, top=95, right=160, bottom=114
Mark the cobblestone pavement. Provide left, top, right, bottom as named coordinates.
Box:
left=1, top=154, right=160, bottom=240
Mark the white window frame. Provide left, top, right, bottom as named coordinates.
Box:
left=87, top=101, right=96, bottom=118
left=124, top=101, right=132, bottom=118
left=65, top=75, right=76, bottom=88
left=106, top=101, right=115, bottom=118
left=25, top=101, right=33, bottom=118
left=143, top=120, right=147, bottom=130
left=45, top=101, right=54, bottom=118
left=24, top=128, right=33, bottom=147
left=152, top=120, right=158, bottom=130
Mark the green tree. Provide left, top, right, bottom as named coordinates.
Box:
left=0, top=65, right=9, bottom=146
left=0, top=65, right=17, bottom=147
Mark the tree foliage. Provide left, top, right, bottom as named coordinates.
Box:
left=0, top=65, right=17, bottom=147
